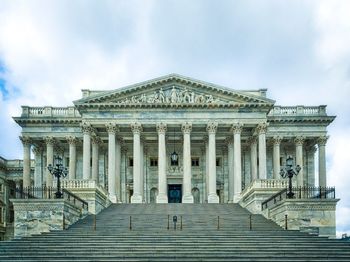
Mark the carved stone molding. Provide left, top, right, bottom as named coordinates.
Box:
left=19, top=136, right=32, bottom=146
left=181, top=122, right=192, bottom=134
left=130, top=122, right=142, bottom=134
left=272, top=136, right=283, bottom=145
left=317, top=136, right=329, bottom=146
left=256, top=122, right=268, bottom=135
left=44, top=136, right=55, bottom=146
left=66, top=136, right=78, bottom=145
left=294, top=136, right=305, bottom=146
left=248, top=136, right=257, bottom=146
left=231, top=123, right=243, bottom=134
left=105, top=122, right=119, bottom=134
left=206, top=121, right=218, bottom=134
left=81, top=122, right=94, bottom=135
left=156, top=123, right=167, bottom=134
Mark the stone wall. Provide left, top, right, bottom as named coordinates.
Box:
left=264, top=199, right=339, bottom=238
left=11, top=199, right=85, bottom=238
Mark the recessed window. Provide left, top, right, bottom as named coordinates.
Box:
left=191, top=157, right=199, bottom=167
left=150, top=158, right=158, bottom=167
left=216, top=158, right=221, bottom=167
left=129, top=157, right=133, bottom=167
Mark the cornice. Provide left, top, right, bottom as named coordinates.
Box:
left=267, top=116, right=335, bottom=124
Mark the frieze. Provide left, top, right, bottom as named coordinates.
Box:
left=115, top=86, right=218, bottom=105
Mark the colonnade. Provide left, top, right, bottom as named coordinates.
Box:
left=19, top=121, right=329, bottom=204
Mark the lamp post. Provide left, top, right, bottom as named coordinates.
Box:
left=280, top=156, right=301, bottom=199
left=170, top=128, right=178, bottom=165
left=47, top=156, right=68, bottom=198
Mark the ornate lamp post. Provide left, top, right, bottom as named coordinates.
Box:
left=280, top=156, right=301, bottom=199
left=47, top=156, right=68, bottom=198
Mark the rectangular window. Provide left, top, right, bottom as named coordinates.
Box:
left=129, top=157, right=133, bottom=167
left=191, top=157, right=199, bottom=167
left=216, top=158, right=221, bottom=167
left=150, top=158, right=158, bottom=167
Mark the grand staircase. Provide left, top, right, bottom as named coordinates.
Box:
left=0, top=204, right=349, bottom=261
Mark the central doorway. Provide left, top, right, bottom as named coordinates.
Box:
left=168, top=184, right=182, bottom=203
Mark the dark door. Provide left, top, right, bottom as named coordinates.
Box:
left=168, top=184, right=182, bottom=203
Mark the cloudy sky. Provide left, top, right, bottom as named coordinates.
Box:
left=0, top=0, right=349, bottom=236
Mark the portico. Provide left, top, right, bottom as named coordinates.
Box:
left=14, top=74, right=335, bottom=204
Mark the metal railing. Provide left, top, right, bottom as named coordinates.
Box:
left=261, top=186, right=336, bottom=211
left=15, top=186, right=88, bottom=211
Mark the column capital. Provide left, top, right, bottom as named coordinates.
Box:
left=92, top=135, right=102, bottom=145
left=32, top=145, right=43, bottom=154
left=206, top=121, right=218, bottom=134
left=317, top=135, right=329, bottom=146
left=307, top=145, right=317, bottom=154
left=81, top=122, right=94, bottom=134
left=131, top=122, right=142, bottom=134
left=272, top=136, right=283, bottom=145
left=156, top=123, right=167, bottom=134
left=44, top=136, right=55, bottom=146
left=66, top=136, right=78, bottom=145
left=117, top=137, right=124, bottom=146
left=256, top=122, right=268, bottom=135
left=231, top=123, right=243, bottom=134
left=19, top=136, right=32, bottom=146
left=294, top=136, right=305, bottom=146
left=105, top=122, right=119, bottom=134
left=248, top=136, right=257, bottom=145
left=225, top=137, right=233, bottom=145
left=181, top=122, right=192, bottom=134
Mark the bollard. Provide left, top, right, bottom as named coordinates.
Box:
left=249, top=215, right=252, bottom=231
left=173, top=215, right=177, bottom=230
left=129, top=216, right=132, bottom=231
left=285, top=214, right=288, bottom=230
left=167, top=215, right=170, bottom=230
left=93, top=214, right=96, bottom=231
left=63, top=213, right=65, bottom=230
left=217, top=216, right=220, bottom=230
left=180, top=216, right=182, bottom=231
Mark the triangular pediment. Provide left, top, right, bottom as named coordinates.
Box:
left=74, top=74, right=275, bottom=108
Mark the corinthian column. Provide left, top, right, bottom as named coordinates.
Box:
left=318, top=136, right=328, bottom=187
left=66, top=136, right=78, bottom=180
left=207, top=122, right=219, bottom=203
left=106, top=122, right=118, bottom=203
left=295, top=136, right=305, bottom=187
left=156, top=123, right=168, bottom=203
left=45, top=136, right=55, bottom=187
left=248, top=137, right=258, bottom=182
left=81, top=122, right=93, bottom=180
left=92, top=136, right=101, bottom=183
left=227, top=138, right=234, bottom=203
left=131, top=122, right=143, bottom=203
left=116, top=137, right=122, bottom=202
left=232, top=123, right=243, bottom=203
left=272, top=136, right=283, bottom=179
left=32, top=145, right=43, bottom=187
left=182, top=122, right=194, bottom=203
left=257, top=123, right=268, bottom=179
left=20, top=136, right=32, bottom=188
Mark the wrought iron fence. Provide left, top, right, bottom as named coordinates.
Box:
left=261, top=186, right=336, bottom=211
left=15, top=186, right=88, bottom=211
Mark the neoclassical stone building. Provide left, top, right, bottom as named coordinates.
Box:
left=13, top=74, right=334, bottom=205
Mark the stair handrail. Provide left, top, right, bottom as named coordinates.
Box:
left=62, top=188, right=89, bottom=211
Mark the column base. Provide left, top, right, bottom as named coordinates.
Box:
left=109, top=195, right=117, bottom=203
left=182, top=194, right=194, bottom=203
left=156, top=194, right=168, bottom=203
left=131, top=194, right=143, bottom=203
left=233, top=193, right=242, bottom=203
left=208, top=193, right=219, bottom=203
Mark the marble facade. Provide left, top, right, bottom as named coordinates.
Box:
left=13, top=74, right=335, bottom=204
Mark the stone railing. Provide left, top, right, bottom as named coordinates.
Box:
left=268, top=105, right=327, bottom=116
left=241, top=179, right=291, bottom=197
left=61, top=179, right=107, bottom=195
left=21, top=106, right=81, bottom=118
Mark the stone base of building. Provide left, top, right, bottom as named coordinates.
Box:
left=263, top=199, right=339, bottom=238
left=131, top=194, right=143, bottom=203
left=156, top=194, right=168, bottom=203
left=11, top=199, right=86, bottom=239
left=182, top=194, right=194, bottom=203
left=208, top=193, right=219, bottom=203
